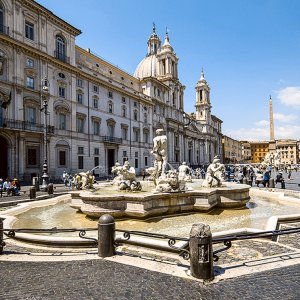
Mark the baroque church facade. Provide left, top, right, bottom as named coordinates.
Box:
left=0, top=0, right=222, bottom=181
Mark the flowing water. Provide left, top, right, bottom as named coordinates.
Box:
left=13, top=196, right=300, bottom=237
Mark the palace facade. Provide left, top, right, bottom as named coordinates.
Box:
left=0, top=0, right=222, bottom=181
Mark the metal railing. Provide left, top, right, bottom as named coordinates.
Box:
left=1, top=215, right=300, bottom=281
left=2, top=119, right=55, bottom=134
left=54, top=50, right=70, bottom=64
left=101, top=136, right=122, bottom=144
left=0, top=24, right=9, bottom=36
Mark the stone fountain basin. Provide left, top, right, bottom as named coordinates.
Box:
left=70, top=182, right=250, bottom=219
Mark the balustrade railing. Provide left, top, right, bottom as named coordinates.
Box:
left=2, top=119, right=55, bottom=134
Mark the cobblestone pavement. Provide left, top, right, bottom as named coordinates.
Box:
left=1, top=179, right=300, bottom=299
left=0, top=258, right=299, bottom=300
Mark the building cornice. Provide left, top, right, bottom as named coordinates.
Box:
left=22, top=0, right=81, bottom=36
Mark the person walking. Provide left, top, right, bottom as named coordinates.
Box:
left=263, top=170, right=270, bottom=187
left=287, top=165, right=292, bottom=180
left=141, top=169, right=146, bottom=181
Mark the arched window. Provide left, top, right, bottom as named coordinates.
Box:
left=108, top=101, right=113, bottom=113
left=55, top=36, right=66, bottom=62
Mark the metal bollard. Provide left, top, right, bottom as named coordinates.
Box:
left=269, top=178, right=275, bottom=188
left=0, top=217, right=5, bottom=254
left=98, top=214, right=115, bottom=258
left=29, top=186, right=36, bottom=199
left=47, top=183, right=54, bottom=195
left=189, top=223, right=214, bottom=281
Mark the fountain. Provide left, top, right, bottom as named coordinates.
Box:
left=69, top=129, right=250, bottom=219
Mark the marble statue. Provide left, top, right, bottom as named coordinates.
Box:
left=178, top=162, right=192, bottom=183
left=155, top=169, right=186, bottom=193
left=112, top=161, right=141, bottom=191
left=79, top=170, right=95, bottom=189
left=261, top=150, right=281, bottom=170
left=151, top=129, right=168, bottom=178
left=202, top=156, right=225, bottom=188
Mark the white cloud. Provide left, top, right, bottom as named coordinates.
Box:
left=224, top=124, right=300, bottom=141
left=255, top=120, right=269, bottom=127
left=277, top=87, right=300, bottom=108
left=273, top=113, right=298, bottom=123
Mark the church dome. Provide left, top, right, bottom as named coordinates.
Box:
left=134, top=54, right=157, bottom=79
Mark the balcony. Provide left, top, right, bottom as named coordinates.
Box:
left=54, top=50, right=70, bottom=64
left=2, top=119, right=55, bottom=134
left=101, top=136, right=122, bottom=144
left=0, top=24, right=9, bottom=36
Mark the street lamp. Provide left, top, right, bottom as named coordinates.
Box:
left=40, top=77, right=50, bottom=192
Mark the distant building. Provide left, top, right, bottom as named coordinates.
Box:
left=249, top=141, right=269, bottom=163
left=276, top=139, right=298, bottom=165
left=222, top=135, right=243, bottom=164
left=241, top=141, right=251, bottom=163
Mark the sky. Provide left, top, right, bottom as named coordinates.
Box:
left=37, top=0, right=300, bottom=141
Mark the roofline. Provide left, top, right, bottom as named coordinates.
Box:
left=76, top=46, right=140, bottom=82
left=30, top=0, right=81, bottom=36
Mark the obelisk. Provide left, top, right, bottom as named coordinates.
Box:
left=269, top=95, right=276, bottom=151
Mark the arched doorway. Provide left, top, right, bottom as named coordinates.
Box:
left=0, top=135, right=8, bottom=178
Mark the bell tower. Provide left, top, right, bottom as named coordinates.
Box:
left=195, top=69, right=211, bottom=124
left=157, top=30, right=178, bottom=80
left=147, top=23, right=161, bottom=56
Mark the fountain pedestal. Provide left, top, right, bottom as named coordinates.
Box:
left=70, top=182, right=250, bottom=219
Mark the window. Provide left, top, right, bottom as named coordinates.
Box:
left=93, top=98, right=98, bottom=109
left=122, top=106, right=126, bottom=117
left=78, top=156, right=84, bottom=169
left=58, top=72, right=65, bottom=79
left=122, top=127, right=127, bottom=140
left=27, top=148, right=38, bottom=166
left=26, top=107, right=36, bottom=123
left=93, top=85, right=99, bottom=93
left=133, top=101, right=137, bottom=107
left=122, top=97, right=126, bottom=103
left=108, top=102, right=113, bottom=113
left=26, top=76, right=34, bottom=89
left=94, top=148, right=99, bottom=155
left=55, top=36, right=66, bottom=61
left=59, top=150, right=66, bottom=166
left=135, top=158, right=138, bottom=169
left=77, top=93, right=83, bottom=104
left=59, top=86, right=65, bottom=98
left=58, top=113, right=66, bottom=130
left=107, top=124, right=114, bottom=137
left=77, top=79, right=83, bottom=87
left=135, top=152, right=138, bottom=158
left=144, top=156, right=148, bottom=167
left=134, top=110, right=138, bottom=121
left=134, top=129, right=139, bottom=142
left=76, top=118, right=84, bottom=133
left=108, top=91, right=113, bottom=98
left=93, top=120, right=100, bottom=135
left=26, top=58, right=34, bottom=68
left=144, top=113, right=147, bottom=123
left=123, top=151, right=127, bottom=157
left=94, top=156, right=99, bottom=168
left=25, top=22, right=34, bottom=40
left=78, top=147, right=84, bottom=154
left=143, top=131, right=149, bottom=143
